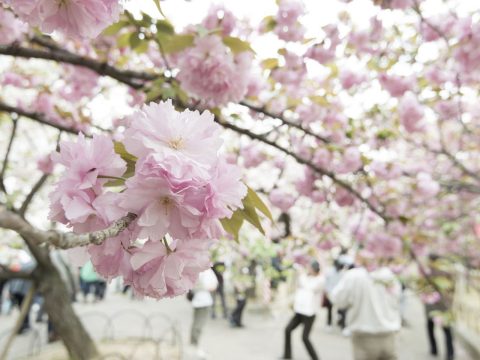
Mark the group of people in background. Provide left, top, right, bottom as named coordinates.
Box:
left=280, top=251, right=455, bottom=360
left=1, top=248, right=456, bottom=360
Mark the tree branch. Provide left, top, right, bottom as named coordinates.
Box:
left=0, top=204, right=137, bottom=249
left=216, top=116, right=388, bottom=221
left=0, top=43, right=157, bottom=89
left=19, top=174, right=49, bottom=218
left=0, top=101, right=81, bottom=135
left=0, top=118, right=18, bottom=194
left=240, top=101, right=330, bottom=144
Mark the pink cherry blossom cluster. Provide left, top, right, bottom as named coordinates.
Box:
left=49, top=101, right=247, bottom=298
left=365, top=233, right=402, bottom=258
left=202, top=5, right=236, bottom=36
left=398, top=92, right=424, bottom=133
left=176, top=35, right=253, bottom=107
left=0, top=7, right=27, bottom=45
left=274, top=0, right=306, bottom=42
left=269, top=188, right=296, bottom=212
left=4, top=0, right=122, bottom=39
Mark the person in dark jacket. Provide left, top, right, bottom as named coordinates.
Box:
left=211, top=262, right=228, bottom=319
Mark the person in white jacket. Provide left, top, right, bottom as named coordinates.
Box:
left=329, top=262, right=401, bottom=360
left=190, top=268, right=218, bottom=357
left=281, top=260, right=323, bottom=360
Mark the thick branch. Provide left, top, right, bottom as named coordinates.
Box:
left=240, top=101, right=330, bottom=144
left=0, top=205, right=137, bottom=249
left=0, top=118, right=18, bottom=193
left=51, top=213, right=137, bottom=249
left=0, top=43, right=156, bottom=89
left=0, top=101, right=79, bottom=135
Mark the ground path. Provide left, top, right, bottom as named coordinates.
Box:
left=0, top=289, right=473, bottom=359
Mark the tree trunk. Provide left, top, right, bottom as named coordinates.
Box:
left=33, top=263, right=99, bottom=360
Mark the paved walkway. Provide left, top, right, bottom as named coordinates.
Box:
left=0, top=289, right=473, bottom=359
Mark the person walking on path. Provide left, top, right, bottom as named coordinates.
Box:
left=329, top=259, right=401, bottom=360
left=323, top=259, right=342, bottom=328
left=423, top=254, right=455, bottom=360
left=281, top=260, right=323, bottom=360
left=190, top=268, right=218, bottom=359
left=211, top=262, right=228, bottom=319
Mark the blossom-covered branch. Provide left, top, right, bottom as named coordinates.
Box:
left=0, top=43, right=156, bottom=89
left=216, top=115, right=389, bottom=221
left=0, top=101, right=79, bottom=135
left=239, top=101, right=330, bottom=144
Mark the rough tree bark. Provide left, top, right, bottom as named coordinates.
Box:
left=33, top=258, right=99, bottom=360
left=0, top=205, right=137, bottom=359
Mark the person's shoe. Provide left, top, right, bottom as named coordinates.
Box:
left=342, top=328, right=351, bottom=337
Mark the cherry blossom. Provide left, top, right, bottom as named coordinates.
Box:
left=0, top=7, right=27, bottom=45
left=5, top=0, right=122, bottom=39
left=177, top=35, right=252, bottom=107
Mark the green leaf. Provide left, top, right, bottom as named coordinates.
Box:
left=222, top=36, right=254, bottom=55
left=129, top=32, right=142, bottom=49
left=310, top=95, right=329, bottom=106
left=158, top=34, right=195, bottom=54
left=220, top=211, right=244, bottom=242
left=134, top=40, right=149, bottom=54
left=103, top=20, right=129, bottom=36
left=171, top=81, right=189, bottom=104
left=113, top=142, right=137, bottom=180
left=152, top=0, right=167, bottom=18
left=261, top=58, right=278, bottom=70
left=432, top=276, right=453, bottom=291
left=245, top=186, right=273, bottom=221
left=156, top=19, right=174, bottom=35
left=146, top=86, right=164, bottom=102
left=117, top=32, right=132, bottom=47
left=262, top=16, right=277, bottom=32
left=241, top=201, right=265, bottom=235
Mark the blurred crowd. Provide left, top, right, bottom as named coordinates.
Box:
left=0, top=244, right=456, bottom=360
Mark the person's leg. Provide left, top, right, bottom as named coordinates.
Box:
left=352, top=333, right=385, bottom=360
left=0, top=280, right=5, bottom=312
left=338, top=309, right=346, bottom=329
left=427, top=316, right=438, bottom=355
left=378, top=332, right=398, bottom=360
left=283, top=313, right=302, bottom=359
left=326, top=299, right=333, bottom=326
left=236, top=298, right=246, bottom=326
left=301, top=314, right=319, bottom=360
left=13, top=293, right=30, bottom=333
left=99, top=281, right=107, bottom=300
left=230, top=298, right=241, bottom=326
left=220, top=287, right=228, bottom=319
left=211, top=290, right=218, bottom=319
left=443, top=326, right=454, bottom=360
left=190, top=306, right=209, bottom=346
